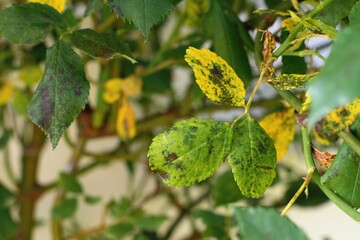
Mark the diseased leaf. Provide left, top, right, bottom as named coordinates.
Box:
left=108, top=0, right=173, bottom=38
left=59, top=173, right=83, bottom=193
left=52, top=198, right=77, bottom=220
left=28, top=0, right=66, bottom=12
left=321, top=117, right=360, bottom=208
left=0, top=3, right=67, bottom=44
left=148, top=118, right=231, bottom=187
left=203, top=0, right=252, bottom=86
left=28, top=41, right=90, bottom=149
left=116, top=95, right=137, bottom=140
left=193, top=210, right=228, bottom=239
left=267, top=73, right=316, bottom=90
left=71, top=29, right=135, bottom=63
left=349, top=1, right=360, bottom=25
left=185, top=47, right=246, bottom=107
left=314, top=99, right=360, bottom=144
left=259, top=108, right=295, bottom=160
left=308, top=24, right=360, bottom=127
left=227, top=118, right=276, bottom=198
left=233, top=207, right=308, bottom=240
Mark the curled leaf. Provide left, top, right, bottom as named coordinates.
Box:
left=116, top=95, right=136, bottom=140
left=259, top=108, right=295, bottom=160
left=312, top=146, right=335, bottom=168
left=185, top=47, right=245, bottom=107
left=28, top=0, right=66, bottom=12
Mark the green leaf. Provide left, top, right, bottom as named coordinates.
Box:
left=84, top=0, right=103, bottom=16
left=317, top=0, right=357, bottom=27
left=0, top=129, right=12, bottom=149
left=280, top=30, right=307, bottom=74
left=0, top=3, right=67, bottom=44
left=108, top=0, right=173, bottom=38
left=227, top=118, right=276, bottom=198
left=203, top=0, right=252, bottom=86
left=211, top=170, right=243, bottom=206
left=193, top=210, right=229, bottom=239
left=108, top=197, right=132, bottom=218
left=349, top=1, right=360, bottom=25
left=233, top=207, right=308, bottom=240
left=0, top=184, right=13, bottom=209
left=0, top=209, right=17, bottom=240
left=84, top=195, right=101, bottom=205
left=106, top=223, right=134, bottom=238
left=28, top=41, right=89, bottom=149
left=52, top=198, right=78, bottom=220
left=148, top=118, right=231, bottom=187
left=138, top=215, right=167, bottom=231
left=13, top=89, right=31, bottom=116
left=70, top=29, right=135, bottom=63
left=308, top=24, right=360, bottom=127
left=59, top=173, right=83, bottom=193
left=321, top=117, right=360, bottom=208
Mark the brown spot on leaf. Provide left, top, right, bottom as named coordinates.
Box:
left=165, top=153, right=178, bottom=163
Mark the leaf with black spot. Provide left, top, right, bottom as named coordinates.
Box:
left=28, top=40, right=89, bottom=149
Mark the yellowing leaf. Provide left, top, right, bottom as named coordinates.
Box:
left=259, top=108, right=295, bottom=160
left=315, top=99, right=360, bottom=144
left=0, top=82, right=13, bottom=106
left=267, top=73, right=317, bottom=90
left=185, top=47, right=245, bottom=107
left=185, top=0, right=210, bottom=26
left=103, top=78, right=122, bottom=104
left=28, top=0, right=66, bottom=12
left=120, top=75, right=142, bottom=97
left=116, top=96, right=136, bottom=140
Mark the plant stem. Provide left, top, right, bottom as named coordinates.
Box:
left=18, top=124, right=46, bottom=240
left=273, top=0, right=335, bottom=58
left=301, top=127, right=360, bottom=222
left=275, top=88, right=302, bottom=111
left=338, top=131, right=360, bottom=157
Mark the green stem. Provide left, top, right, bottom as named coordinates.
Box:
left=275, top=88, right=302, bottom=111
left=301, top=127, right=360, bottom=222
left=273, top=0, right=335, bottom=58
left=338, top=131, right=360, bottom=157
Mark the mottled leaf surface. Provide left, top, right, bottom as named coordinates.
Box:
left=308, top=24, right=360, bottom=127
left=28, top=41, right=89, bottom=149
left=0, top=3, right=67, bottom=44
left=185, top=47, right=246, bottom=107
left=71, top=29, right=135, bottom=63
left=228, top=118, right=276, bottom=198
left=108, top=0, right=173, bottom=38
left=233, top=207, right=308, bottom=240
left=268, top=73, right=316, bottom=90
left=321, top=117, right=360, bottom=208
left=203, top=0, right=252, bottom=86
left=148, top=118, right=230, bottom=187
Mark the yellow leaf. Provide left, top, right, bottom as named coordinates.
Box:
left=315, top=99, right=360, bottom=144
left=28, top=0, right=66, bottom=12
left=103, top=78, right=122, bottom=104
left=120, top=75, right=142, bottom=97
left=259, top=108, right=295, bottom=160
left=267, top=73, right=317, bottom=90
left=116, top=96, right=136, bottom=140
left=184, top=47, right=245, bottom=107
left=19, top=65, right=43, bottom=86
left=185, top=0, right=210, bottom=26
left=0, top=82, right=13, bottom=106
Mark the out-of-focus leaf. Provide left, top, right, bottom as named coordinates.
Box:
left=284, top=180, right=328, bottom=207
left=228, top=118, right=277, bottom=198
left=148, top=118, right=231, bottom=187
left=0, top=184, right=13, bottom=208
left=106, top=223, right=134, bottom=238
left=28, top=0, right=66, bottom=12
left=142, top=69, right=171, bottom=93
left=193, top=210, right=229, bottom=239
left=85, top=0, right=103, bottom=16
left=0, top=209, right=17, bottom=240
left=0, top=3, right=67, bottom=44
left=0, top=129, right=12, bottom=149
left=185, top=47, right=246, bottom=107
left=321, top=117, right=360, bottom=208
left=59, top=172, right=83, bottom=193
left=280, top=30, right=307, bottom=74
left=84, top=195, right=101, bottom=205
left=120, top=75, right=142, bottom=97
left=349, top=1, right=360, bottom=25
left=28, top=41, right=89, bottom=149
left=138, top=215, right=167, bottom=231
left=71, top=29, right=135, bottom=63
left=108, top=197, right=131, bottom=218
left=103, top=78, right=122, bottom=104
left=308, top=24, right=360, bottom=127
left=108, top=0, right=173, bottom=38
left=116, top=96, right=137, bottom=140
left=233, top=207, right=308, bottom=240
left=317, top=0, right=357, bottom=27
left=259, top=108, right=295, bottom=160
left=0, top=81, right=12, bottom=106
left=13, top=89, right=31, bottom=116
left=18, top=65, right=43, bottom=86
left=52, top=198, right=77, bottom=220
left=203, top=0, right=252, bottom=86
left=211, top=170, right=243, bottom=206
